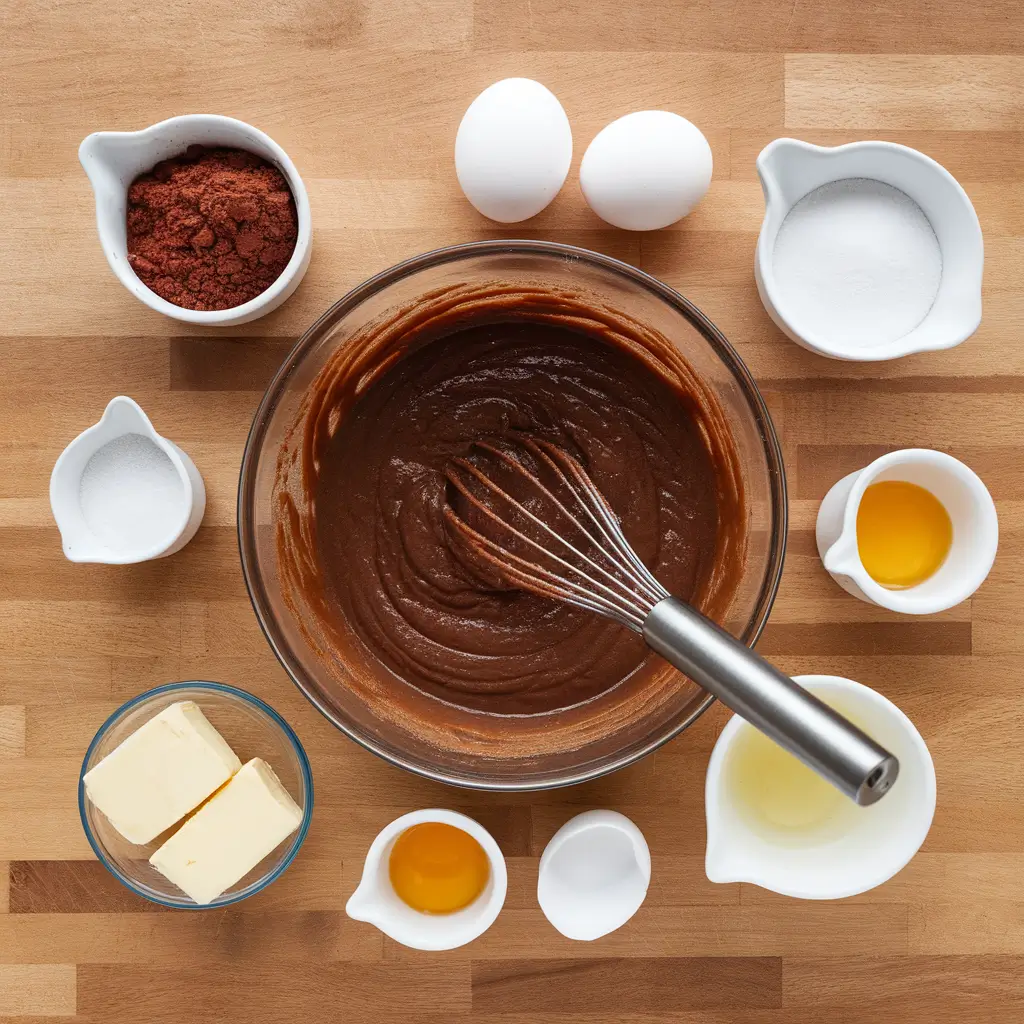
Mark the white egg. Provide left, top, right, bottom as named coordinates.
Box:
left=580, top=111, right=713, bottom=231
left=537, top=810, right=650, bottom=941
left=455, top=78, right=572, bottom=224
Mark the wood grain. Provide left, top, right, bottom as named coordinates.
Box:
left=2, top=0, right=1023, bottom=1020
left=0, top=966, right=75, bottom=1017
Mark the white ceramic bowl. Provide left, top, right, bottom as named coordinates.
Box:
left=50, top=395, right=206, bottom=564
left=815, top=448, right=998, bottom=614
left=537, top=809, right=650, bottom=941
left=705, top=675, right=936, bottom=900
left=79, top=114, right=312, bottom=326
left=345, top=809, right=507, bottom=951
left=754, top=138, right=983, bottom=361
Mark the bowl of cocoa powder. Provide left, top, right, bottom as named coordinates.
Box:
left=80, top=114, right=311, bottom=326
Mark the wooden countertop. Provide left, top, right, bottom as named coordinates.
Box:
left=2, top=1, right=1024, bottom=1020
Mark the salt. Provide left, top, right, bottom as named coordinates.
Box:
left=771, top=178, right=942, bottom=349
left=79, top=433, right=187, bottom=551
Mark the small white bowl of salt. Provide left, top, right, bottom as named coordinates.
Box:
left=50, top=396, right=205, bottom=563
left=754, top=138, right=982, bottom=361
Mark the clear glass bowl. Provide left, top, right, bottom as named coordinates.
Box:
left=79, top=681, right=313, bottom=908
left=238, top=240, right=787, bottom=790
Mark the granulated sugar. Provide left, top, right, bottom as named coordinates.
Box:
left=79, top=433, right=187, bottom=551
left=772, top=178, right=942, bottom=349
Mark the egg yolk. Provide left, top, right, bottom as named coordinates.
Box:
left=388, top=822, right=490, bottom=914
left=856, top=480, right=952, bottom=589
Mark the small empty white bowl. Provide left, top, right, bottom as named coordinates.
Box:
left=79, top=114, right=312, bottom=326
left=755, top=138, right=983, bottom=360
left=537, top=810, right=650, bottom=941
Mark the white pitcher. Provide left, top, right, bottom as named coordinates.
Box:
left=50, top=396, right=205, bottom=564
left=705, top=675, right=935, bottom=900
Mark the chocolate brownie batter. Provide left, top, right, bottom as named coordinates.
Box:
left=275, top=283, right=745, bottom=735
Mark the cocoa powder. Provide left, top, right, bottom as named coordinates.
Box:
left=126, top=145, right=298, bottom=311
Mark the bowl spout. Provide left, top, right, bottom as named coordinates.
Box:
left=344, top=883, right=381, bottom=925
left=756, top=137, right=820, bottom=210
left=704, top=837, right=753, bottom=885
left=80, top=130, right=139, bottom=186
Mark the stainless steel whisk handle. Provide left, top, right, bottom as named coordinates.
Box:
left=643, top=597, right=898, bottom=806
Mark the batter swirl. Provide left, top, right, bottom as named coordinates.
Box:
left=275, top=283, right=746, bottom=724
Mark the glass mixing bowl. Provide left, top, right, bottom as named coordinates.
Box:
left=239, top=241, right=786, bottom=790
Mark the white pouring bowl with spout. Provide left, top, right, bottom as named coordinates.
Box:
left=754, top=138, right=983, bottom=360
left=79, top=114, right=312, bottom=326
left=705, top=675, right=936, bottom=900
left=50, top=396, right=205, bottom=564
left=816, top=448, right=998, bottom=614
left=345, top=809, right=507, bottom=951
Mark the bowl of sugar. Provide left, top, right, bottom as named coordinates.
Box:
left=754, top=138, right=982, bottom=361
left=50, top=395, right=205, bottom=563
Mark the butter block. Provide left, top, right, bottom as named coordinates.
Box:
left=149, top=757, right=303, bottom=904
left=83, top=700, right=242, bottom=845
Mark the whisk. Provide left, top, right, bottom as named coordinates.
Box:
left=444, top=438, right=898, bottom=806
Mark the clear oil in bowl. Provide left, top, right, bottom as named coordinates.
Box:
left=723, top=696, right=873, bottom=846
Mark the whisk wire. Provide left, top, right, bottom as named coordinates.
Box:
left=440, top=509, right=647, bottom=632
left=470, top=441, right=656, bottom=606
left=444, top=458, right=652, bottom=627
left=444, top=438, right=670, bottom=630
left=527, top=440, right=668, bottom=606
left=471, top=440, right=667, bottom=612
